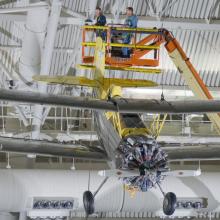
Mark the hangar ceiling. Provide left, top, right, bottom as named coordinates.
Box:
left=0, top=0, right=220, bottom=89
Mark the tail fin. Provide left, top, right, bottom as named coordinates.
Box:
left=93, top=37, right=106, bottom=98
left=94, top=37, right=105, bottom=80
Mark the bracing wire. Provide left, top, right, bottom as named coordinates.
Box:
left=88, top=170, right=91, bottom=191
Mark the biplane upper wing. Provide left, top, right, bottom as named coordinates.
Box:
left=1, top=88, right=220, bottom=114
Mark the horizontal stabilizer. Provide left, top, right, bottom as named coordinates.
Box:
left=33, top=75, right=98, bottom=87
left=33, top=75, right=157, bottom=87
left=104, top=78, right=157, bottom=87
left=78, top=64, right=161, bottom=74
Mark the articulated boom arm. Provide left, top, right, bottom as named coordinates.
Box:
left=80, top=26, right=220, bottom=135
left=160, top=29, right=220, bottom=134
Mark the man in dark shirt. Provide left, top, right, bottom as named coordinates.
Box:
left=95, top=7, right=106, bottom=40
left=95, top=7, right=106, bottom=26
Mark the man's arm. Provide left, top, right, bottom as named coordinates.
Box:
left=131, top=15, right=138, bottom=28
left=124, top=16, right=138, bottom=28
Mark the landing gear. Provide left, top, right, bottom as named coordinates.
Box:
left=83, top=176, right=109, bottom=216
left=83, top=191, right=95, bottom=215
left=163, top=192, right=177, bottom=216
left=157, top=182, right=177, bottom=216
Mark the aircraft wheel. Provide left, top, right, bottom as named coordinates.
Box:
left=83, top=190, right=94, bottom=215
left=163, top=192, right=177, bottom=216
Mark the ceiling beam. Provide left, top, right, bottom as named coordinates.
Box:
left=59, top=15, right=220, bottom=31
left=0, top=45, right=79, bottom=53
left=137, top=16, right=220, bottom=30
left=0, top=3, right=48, bottom=14
left=0, top=14, right=220, bottom=30
left=0, top=14, right=26, bottom=21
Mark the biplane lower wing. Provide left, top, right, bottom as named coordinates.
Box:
left=165, top=145, right=220, bottom=161
left=1, top=136, right=220, bottom=162
left=0, top=136, right=107, bottom=161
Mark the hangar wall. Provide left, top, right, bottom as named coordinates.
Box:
left=0, top=169, right=219, bottom=218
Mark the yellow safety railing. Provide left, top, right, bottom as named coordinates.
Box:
left=82, top=25, right=159, bottom=33
left=82, top=42, right=160, bottom=49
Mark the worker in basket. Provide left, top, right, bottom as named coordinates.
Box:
left=94, top=7, right=107, bottom=41
left=121, top=7, right=138, bottom=58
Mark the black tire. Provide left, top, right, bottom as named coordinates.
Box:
left=163, top=192, right=177, bottom=216
left=83, top=190, right=95, bottom=215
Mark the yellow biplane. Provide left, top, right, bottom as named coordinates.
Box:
left=0, top=27, right=220, bottom=216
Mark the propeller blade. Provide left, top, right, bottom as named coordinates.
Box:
left=163, top=169, right=201, bottom=177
